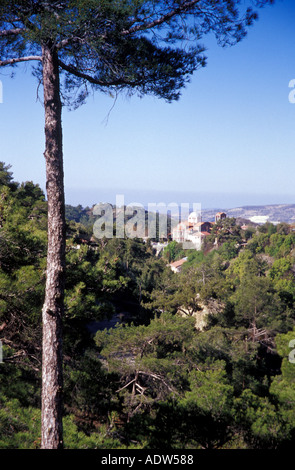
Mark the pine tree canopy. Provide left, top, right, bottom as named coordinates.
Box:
left=0, top=0, right=274, bottom=105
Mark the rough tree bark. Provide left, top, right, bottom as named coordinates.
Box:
left=41, top=42, right=65, bottom=450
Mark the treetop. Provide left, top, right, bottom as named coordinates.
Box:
left=0, top=0, right=275, bottom=106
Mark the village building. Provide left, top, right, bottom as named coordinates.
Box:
left=169, top=257, right=188, bottom=273
left=172, top=211, right=226, bottom=250
left=188, top=211, right=201, bottom=225
left=172, top=221, right=192, bottom=244
left=194, top=221, right=213, bottom=232
left=215, top=211, right=227, bottom=223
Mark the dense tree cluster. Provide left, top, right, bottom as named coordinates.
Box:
left=0, top=0, right=277, bottom=449
left=0, top=163, right=295, bottom=449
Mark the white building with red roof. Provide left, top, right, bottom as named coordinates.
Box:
left=172, top=211, right=225, bottom=250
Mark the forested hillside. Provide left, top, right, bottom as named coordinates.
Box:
left=0, top=162, right=295, bottom=449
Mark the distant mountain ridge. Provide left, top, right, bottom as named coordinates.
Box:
left=66, top=202, right=295, bottom=229
left=202, top=204, right=295, bottom=225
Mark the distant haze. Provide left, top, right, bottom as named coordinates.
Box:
left=65, top=187, right=295, bottom=212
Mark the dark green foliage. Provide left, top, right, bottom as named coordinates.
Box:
left=162, top=240, right=185, bottom=263
left=65, top=204, right=95, bottom=231
left=0, top=0, right=277, bottom=448
left=1, top=0, right=275, bottom=108
left=2, top=162, right=295, bottom=449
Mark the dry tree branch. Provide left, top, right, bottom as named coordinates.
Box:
left=0, top=55, right=42, bottom=66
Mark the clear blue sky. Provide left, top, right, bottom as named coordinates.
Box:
left=1, top=0, right=295, bottom=210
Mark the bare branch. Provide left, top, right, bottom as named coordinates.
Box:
left=0, top=27, right=25, bottom=37
left=0, top=56, right=42, bottom=66
left=138, top=370, right=175, bottom=392
left=116, top=378, right=136, bottom=393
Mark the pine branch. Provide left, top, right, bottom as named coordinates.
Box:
left=58, top=59, right=138, bottom=87
left=58, top=59, right=107, bottom=85
left=0, top=56, right=42, bottom=66
left=122, top=0, right=200, bottom=35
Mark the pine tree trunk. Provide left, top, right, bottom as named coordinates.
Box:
left=41, top=42, right=65, bottom=449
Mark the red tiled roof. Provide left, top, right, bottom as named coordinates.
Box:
left=170, top=258, right=187, bottom=268
left=195, top=221, right=213, bottom=227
